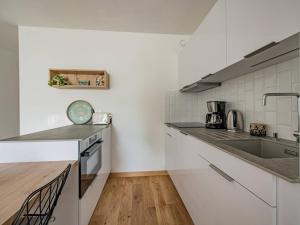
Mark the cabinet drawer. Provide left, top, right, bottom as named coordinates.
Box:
left=192, top=136, right=277, bottom=207
left=202, top=157, right=276, bottom=225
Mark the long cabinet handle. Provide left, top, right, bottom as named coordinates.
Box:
left=244, top=41, right=279, bottom=58
left=180, top=131, right=189, bottom=136
left=209, top=164, right=234, bottom=182
left=250, top=48, right=299, bottom=68
left=180, top=83, right=198, bottom=92
left=201, top=73, right=214, bottom=80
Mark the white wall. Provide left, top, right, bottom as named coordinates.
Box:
left=0, top=24, right=19, bottom=139
left=19, top=26, right=187, bottom=172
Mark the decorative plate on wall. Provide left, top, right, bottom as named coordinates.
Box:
left=67, top=100, right=94, bottom=125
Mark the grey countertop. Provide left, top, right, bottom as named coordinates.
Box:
left=166, top=123, right=300, bottom=183
left=1, top=124, right=109, bottom=142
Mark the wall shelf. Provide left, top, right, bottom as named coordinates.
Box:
left=49, top=69, right=109, bottom=89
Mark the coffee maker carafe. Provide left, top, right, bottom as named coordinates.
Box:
left=205, top=101, right=226, bottom=129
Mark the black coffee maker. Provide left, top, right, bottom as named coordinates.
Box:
left=205, top=101, right=226, bottom=129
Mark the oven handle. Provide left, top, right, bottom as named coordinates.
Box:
left=81, top=140, right=102, bottom=157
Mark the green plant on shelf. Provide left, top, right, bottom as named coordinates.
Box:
left=48, top=75, right=67, bottom=87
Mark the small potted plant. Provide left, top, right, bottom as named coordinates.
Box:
left=48, top=75, right=67, bottom=87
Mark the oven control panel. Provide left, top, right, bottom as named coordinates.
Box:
left=80, top=131, right=102, bottom=153
left=89, top=134, right=99, bottom=145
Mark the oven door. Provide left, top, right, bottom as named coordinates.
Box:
left=80, top=140, right=102, bottom=198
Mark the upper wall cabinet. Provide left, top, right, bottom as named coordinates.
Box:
left=178, top=0, right=226, bottom=88
left=227, top=0, right=300, bottom=66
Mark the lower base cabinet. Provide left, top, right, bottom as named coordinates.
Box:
left=80, top=125, right=112, bottom=225
left=165, top=126, right=276, bottom=225
left=277, top=178, right=300, bottom=225
left=179, top=155, right=276, bottom=225
left=49, top=165, right=79, bottom=225
left=79, top=172, right=109, bottom=225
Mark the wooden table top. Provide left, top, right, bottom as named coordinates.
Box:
left=0, top=161, right=77, bottom=225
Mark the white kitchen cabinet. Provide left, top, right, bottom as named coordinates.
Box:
left=178, top=0, right=226, bottom=88
left=195, top=138, right=277, bottom=207
left=170, top=132, right=207, bottom=224
left=79, top=126, right=112, bottom=225
left=178, top=132, right=276, bottom=225
left=195, top=157, right=276, bottom=225
left=165, top=126, right=180, bottom=185
left=165, top=127, right=276, bottom=225
left=173, top=130, right=203, bottom=196
left=102, top=125, right=112, bottom=176
left=50, top=165, right=79, bottom=225
left=277, top=178, right=300, bottom=225
left=165, top=126, right=174, bottom=173
left=227, top=0, right=300, bottom=66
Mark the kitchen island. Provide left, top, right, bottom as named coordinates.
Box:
left=0, top=124, right=110, bottom=163
left=3, top=124, right=108, bottom=141
left=0, top=124, right=112, bottom=225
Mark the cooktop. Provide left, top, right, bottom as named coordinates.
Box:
left=170, top=122, right=206, bottom=128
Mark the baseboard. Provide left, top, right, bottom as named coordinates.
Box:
left=109, top=170, right=168, bottom=178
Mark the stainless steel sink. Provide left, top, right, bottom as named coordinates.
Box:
left=220, top=139, right=299, bottom=159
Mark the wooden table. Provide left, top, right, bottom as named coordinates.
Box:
left=0, top=161, right=76, bottom=225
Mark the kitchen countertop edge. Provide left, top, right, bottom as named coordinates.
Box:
left=1, top=124, right=111, bottom=142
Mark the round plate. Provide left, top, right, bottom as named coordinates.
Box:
left=67, top=100, right=94, bottom=125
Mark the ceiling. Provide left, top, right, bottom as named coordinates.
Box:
left=0, top=0, right=216, bottom=50
left=0, top=0, right=216, bottom=34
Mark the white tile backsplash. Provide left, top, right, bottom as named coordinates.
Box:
left=277, top=97, right=292, bottom=126
left=277, top=125, right=294, bottom=140
left=277, top=70, right=292, bottom=92
left=265, top=111, right=277, bottom=135
left=245, top=73, right=254, bottom=91
left=166, top=57, right=300, bottom=141
left=264, top=66, right=277, bottom=88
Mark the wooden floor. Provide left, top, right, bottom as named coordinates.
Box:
left=89, top=175, right=194, bottom=225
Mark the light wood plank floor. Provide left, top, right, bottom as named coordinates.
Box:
left=89, top=175, right=194, bottom=225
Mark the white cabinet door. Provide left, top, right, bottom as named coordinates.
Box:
left=277, top=178, right=300, bottom=225
left=195, top=137, right=277, bottom=207
left=79, top=126, right=112, bottom=225
left=171, top=130, right=196, bottom=201
left=165, top=126, right=179, bottom=183
left=165, top=128, right=173, bottom=173
left=50, top=165, right=79, bottom=225
left=102, top=125, right=112, bottom=176
left=199, top=159, right=276, bottom=225
left=172, top=133, right=209, bottom=225
left=227, top=0, right=300, bottom=66
left=172, top=132, right=276, bottom=225
left=178, top=0, right=226, bottom=88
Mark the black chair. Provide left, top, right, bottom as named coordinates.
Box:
left=12, top=164, right=71, bottom=225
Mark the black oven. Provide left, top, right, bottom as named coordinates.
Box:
left=79, top=135, right=102, bottom=198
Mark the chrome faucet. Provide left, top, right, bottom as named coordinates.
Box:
left=262, top=93, right=300, bottom=143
